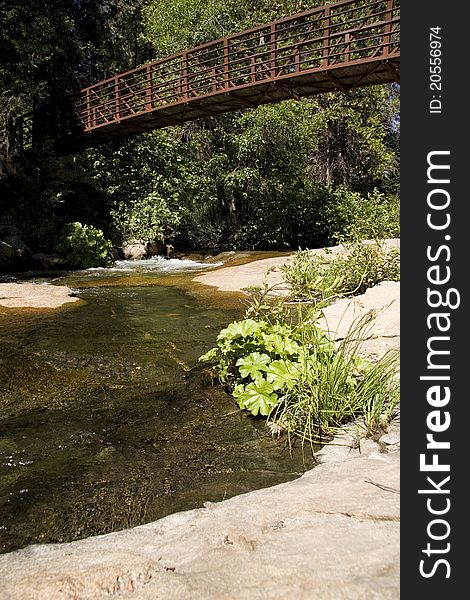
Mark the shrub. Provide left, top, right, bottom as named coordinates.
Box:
left=281, top=241, right=400, bottom=302
left=326, top=187, right=400, bottom=243
left=57, top=222, right=114, bottom=268
left=110, top=192, right=181, bottom=244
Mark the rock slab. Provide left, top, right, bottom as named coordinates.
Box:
left=0, top=283, right=80, bottom=309
left=0, top=442, right=399, bottom=600
left=194, top=239, right=399, bottom=297
left=319, top=281, right=400, bottom=360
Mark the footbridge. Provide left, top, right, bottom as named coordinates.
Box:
left=12, top=0, right=399, bottom=155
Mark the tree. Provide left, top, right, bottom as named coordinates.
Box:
left=143, top=0, right=321, bottom=56
left=135, top=0, right=400, bottom=249
left=0, top=0, right=151, bottom=132
left=0, top=1, right=152, bottom=251
left=1, top=0, right=400, bottom=254
left=80, top=129, right=195, bottom=244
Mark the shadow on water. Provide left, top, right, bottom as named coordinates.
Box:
left=0, top=254, right=314, bottom=553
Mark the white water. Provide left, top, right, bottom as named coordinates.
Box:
left=87, top=256, right=222, bottom=274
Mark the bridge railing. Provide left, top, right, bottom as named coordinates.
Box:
left=71, top=0, right=399, bottom=134
left=74, top=0, right=399, bottom=131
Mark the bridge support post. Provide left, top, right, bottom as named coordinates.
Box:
left=114, top=77, right=120, bottom=121
left=86, top=89, right=92, bottom=130
left=223, top=39, right=230, bottom=90
left=250, top=57, right=256, bottom=83
left=270, top=24, right=277, bottom=78
left=344, top=32, right=351, bottom=63
left=182, top=52, right=189, bottom=100
left=294, top=49, right=301, bottom=72
left=322, top=5, right=331, bottom=67
left=146, top=65, right=153, bottom=111
left=383, top=0, right=394, bottom=57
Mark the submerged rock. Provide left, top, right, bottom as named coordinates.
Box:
left=94, top=446, right=116, bottom=461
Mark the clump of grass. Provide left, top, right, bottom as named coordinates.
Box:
left=281, top=241, right=400, bottom=303
left=268, top=310, right=400, bottom=446
left=358, top=348, right=400, bottom=435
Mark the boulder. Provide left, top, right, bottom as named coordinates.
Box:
left=31, top=253, right=63, bottom=270
left=146, top=238, right=165, bottom=257
left=208, top=250, right=236, bottom=262
left=0, top=227, right=33, bottom=270
left=121, top=242, right=147, bottom=260
left=0, top=225, right=20, bottom=238
left=109, top=247, right=120, bottom=262
left=3, top=235, right=32, bottom=264
left=0, top=241, right=16, bottom=271
left=121, top=239, right=168, bottom=260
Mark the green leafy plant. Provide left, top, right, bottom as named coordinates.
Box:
left=200, top=314, right=313, bottom=416
left=110, top=191, right=181, bottom=244
left=57, top=222, right=114, bottom=268
left=200, top=302, right=399, bottom=444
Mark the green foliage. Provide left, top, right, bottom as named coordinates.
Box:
left=0, top=154, right=115, bottom=253
left=2, top=0, right=400, bottom=256
left=167, top=89, right=399, bottom=250
left=56, top=222, right=114, bottom=268
left=199, top=309, right=335, bottom=418
left=356, top=349, right=400, bottom=435
left=110, top=191, right=181, bottom=243
left=281, top=242, right=400, bottom=302
left=199, top=304, right=399, bottom=441
left=326, top=187, right=400, bottom=243
left=233, top=379, right=278, bottom=417
left=81, top=130, right=194, bottom=243
left=236, top=352, right=270, bottom=379
left=0, top=1, right=151, bottom=251
left=0, top=0, right=151, bottom=130
left=143, top=0, right=319, bottom=57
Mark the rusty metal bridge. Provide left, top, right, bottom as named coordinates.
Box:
left=13, top=0, right=400, bottom=155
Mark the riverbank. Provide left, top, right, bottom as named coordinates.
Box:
left=194, top=239, right=400, bottom=296
left=0, top=426, right=399, bottom=599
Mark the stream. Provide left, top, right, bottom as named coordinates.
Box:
left=0, top=254, right=313, bottom=554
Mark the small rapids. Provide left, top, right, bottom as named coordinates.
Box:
left=87, top=256, right=223, bottom=274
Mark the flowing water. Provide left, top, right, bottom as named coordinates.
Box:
left=0, top=254, right=313, bottom=554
